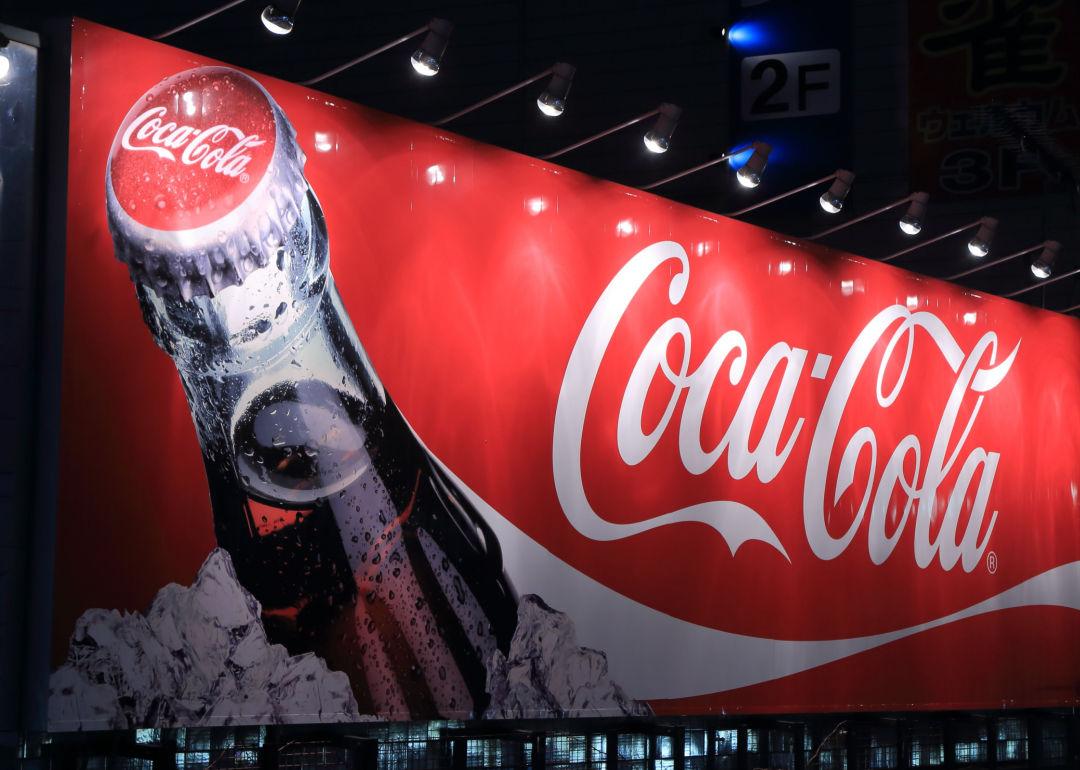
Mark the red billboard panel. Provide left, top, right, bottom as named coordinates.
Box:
left=50, top=19, right=1080, bottom=730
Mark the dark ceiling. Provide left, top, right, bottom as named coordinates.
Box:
left=5, top=0, right=1080, bottom=310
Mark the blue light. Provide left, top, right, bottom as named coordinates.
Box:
left=727, top=146, right=754, bottom=169
left=727, top=141, right=783, bottom=168
left=727, top=21, right=771, bottom=49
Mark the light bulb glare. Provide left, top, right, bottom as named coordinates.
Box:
left=260, top=5, right=294, bottom=35
left=967, top=239, right=990, bottom=258
left=819, top=193, right=843, bottom=214
left=736, top=166, right=761, bottom=188
left=898, top=216, right=922, bottom=236
left=0, top=54, right=10, bottom=83
left=644, top=132, right=669, bottom=154
left=1031, top=262, right=1051, bottom=279
left=411, top=51, right=440, bottom=76
left=537, top=94, right=564, bottom=117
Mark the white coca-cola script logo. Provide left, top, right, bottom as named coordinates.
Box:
left=120, top=106, right=266, bottom=178
left=553, top=241, right=1019, bottom=571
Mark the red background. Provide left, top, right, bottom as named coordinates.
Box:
left=56, top=19, right=1080, bottom=713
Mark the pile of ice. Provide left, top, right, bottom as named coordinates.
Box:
left=48, top=549, right=361, bottom=730
left=484, top=594, right=651, bottom=719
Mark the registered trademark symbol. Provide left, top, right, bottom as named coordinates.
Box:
left=987, top=551, right=998, bottom=574
left=240, top=173, right=250, bottom=184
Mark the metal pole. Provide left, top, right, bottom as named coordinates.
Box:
left=300, top=24, right=430, bottom=86
left=154, top=0, right=249, bottom=40
left=724, top=173, right=837, bottom=217
left=808, top=195, right=912, bottom=240
left=638, top=145, right=753, bottom=191
left=879, top=219, right=981, bottom=263
left=434, top=67, right=553, bottom=126
left=1003, top=266, right=1080, bottom=298
left=945, top=243, right=1043, bottom=281
left=541, top=107, right=660, bottom=160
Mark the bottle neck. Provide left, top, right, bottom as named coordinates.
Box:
left=137, top=190, right=391, bottom=509
left=136, top=189, right=330, bottom=376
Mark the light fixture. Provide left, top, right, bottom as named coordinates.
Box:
left=643, top=103, right=682, bottom=154
left=725, top=169, right=848, bottom=217
left=1005, top=263, right=1078, bottom=299
left=819, top=170, right=855, bottom=213
left=0, top=33, right=9, bottom=83
left=537, top=63, right=576, bottom=117
left=899, top=192, right=929, bottom=235
left=735, top=142, right=772, bottom=188
left=1031, top=241, right=1062, bottom=278
left=809, top=191, right=929, bottom=241
left=638, top=143, right=760, bottom=191
left=260, top=4, right=294, bottom=35
left=411, top=18, right=453, bottom=77
left=542, top=103, right=681, bottom=161
left=946, top=239, right=1059, bottom=281
left=881, top=216, right=997, bottom=264
left=434, top=63, right=576, bottom=126
left=301, top=19, right=452, bottom=87
left=967, top=217, right=997, bottom=257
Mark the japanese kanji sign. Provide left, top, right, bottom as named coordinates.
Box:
left=909, top=0, right=1079, bottom=198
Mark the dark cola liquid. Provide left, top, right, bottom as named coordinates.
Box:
left=203, top=374, right=517, bottom=718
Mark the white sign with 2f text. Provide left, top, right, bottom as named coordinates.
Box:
left=740, top=49, right=841, bottom=121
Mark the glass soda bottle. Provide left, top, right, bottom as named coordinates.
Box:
left=105, top=66, right=517, bottom=719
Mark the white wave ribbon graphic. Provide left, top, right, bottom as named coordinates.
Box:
left=435, top=457, right=1080, bottom=700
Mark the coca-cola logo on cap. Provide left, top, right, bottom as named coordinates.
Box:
left=109, top=67, right=276, bottom=231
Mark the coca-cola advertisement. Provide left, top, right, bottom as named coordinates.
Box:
left=50, top=19, right=1080, bottom=730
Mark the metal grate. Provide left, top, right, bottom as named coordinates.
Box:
left=1042, top=718, right=1068, bottom=766
left=547, top=732, right=589, bottom=769
left=996, top=718, right=1028, bottom=763
left=910, top=723, right=944, bottom=767
left=464, top=737, right=531, bottom=769
left=616, top=733, right=648, bottom=770
left=953, top=721, right=987, bottom=765
left=279, top=743, right=349, bottom=770
left=767, top=728, right=796, bottom=770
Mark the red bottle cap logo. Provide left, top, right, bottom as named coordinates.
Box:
left=107, top=67, right=309, bottom=301
left=109, top=67, right=277, bottom=232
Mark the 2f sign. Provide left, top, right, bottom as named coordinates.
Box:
left=740, top=49, right=841, bottom=121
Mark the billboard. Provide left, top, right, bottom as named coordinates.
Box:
left=50, top=19, right=1080, bottom=730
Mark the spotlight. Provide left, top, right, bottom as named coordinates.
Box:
left=537, top=62, right=576, bottom=117
left=643, top=103, right=682, bottom=154
left=0, top=32, right=11, bottom=83
left=736, top=141, right=772, bottom=188
left=966, top=217, right=998, bottom=258
left=260, top=4, right=294, bottom=35
left=898, top=192, right=929, bottom=235
left=819, top=170, right=855, bottom=213
left=411, top=18, right=453, bottom=77
left=1030, top=241, right=1061, bottom=279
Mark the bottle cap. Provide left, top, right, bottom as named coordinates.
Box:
left=106, top=66, right=307, bottom=301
